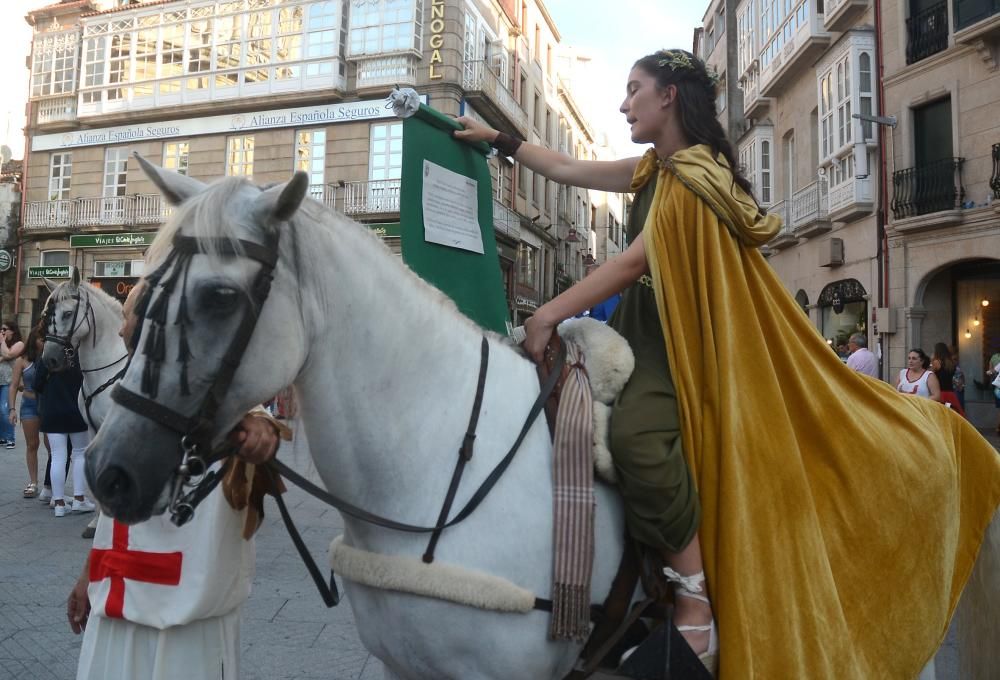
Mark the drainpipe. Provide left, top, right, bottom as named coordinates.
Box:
left=14, top=89, right=33, bottom=320
left=874, top=0, right=890, bottom=380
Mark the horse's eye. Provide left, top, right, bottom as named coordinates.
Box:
left=200, top=287, right=240, bottom=314
left=61, top=310, right=73, bottom=321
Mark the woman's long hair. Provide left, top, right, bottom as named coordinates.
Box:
left=25, top=323, right=46, bottom=363
left=633, top=50, right=757, bottom=206
left=3, top=319, right=22, bottom=346
left=932, top=342, right=955, bottom=373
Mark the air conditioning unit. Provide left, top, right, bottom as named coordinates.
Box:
left=819, top=237, right=844, bottom=267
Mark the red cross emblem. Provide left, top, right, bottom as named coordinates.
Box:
left=89, top=521, right=183, bottom=619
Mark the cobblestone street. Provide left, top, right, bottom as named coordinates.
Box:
left=0, top=421, right=385, bottom=680
left=1, top=417, right=993, bottom=679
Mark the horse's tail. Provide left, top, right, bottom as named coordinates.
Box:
left=956, top=509, right=1000, bottom=678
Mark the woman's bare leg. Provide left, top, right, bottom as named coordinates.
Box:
left=22, top=419, right=40, bottom=486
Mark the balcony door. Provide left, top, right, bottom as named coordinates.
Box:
left=911, top=98, right=957, bottom=214
left=102, top=147, right=129, bottom=223
left=914, top=98, right=952, bottom=166
left=367, top=122, right=402, bottom=213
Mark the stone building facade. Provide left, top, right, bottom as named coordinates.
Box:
left=18, top=0, right=610, bottom=329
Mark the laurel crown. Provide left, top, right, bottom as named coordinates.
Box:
left=656, top=49, right=722, bottom=87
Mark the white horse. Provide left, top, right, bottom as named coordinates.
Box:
left=83, top=160, right=999, bottom=680
left=40, top=269, right=128, bottom=432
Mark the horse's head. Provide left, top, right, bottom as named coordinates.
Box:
left=86, top=154, right=310, bottom=523
left=41, top=267, right=94, bottom=372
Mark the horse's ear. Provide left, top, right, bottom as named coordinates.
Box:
left=133, top=152, right=206, bottom=206
left=253, top=172, right=309, bottom=225
left=42, top=277, right=58, bottom=292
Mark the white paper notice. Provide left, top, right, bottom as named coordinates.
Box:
left=422, top=160, right=484, bottom=254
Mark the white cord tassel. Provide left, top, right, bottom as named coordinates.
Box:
left=663, top=567, right=706, bottom=595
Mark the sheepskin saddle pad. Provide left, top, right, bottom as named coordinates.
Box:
left=537, top=317, right=635, bottom=483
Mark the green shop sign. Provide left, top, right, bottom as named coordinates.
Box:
left=368, top=222, right=400, bottom=238
left=70, top=232, right=156, bottom=248
left=28, top=266, right=71, bottom=279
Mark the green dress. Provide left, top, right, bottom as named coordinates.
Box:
left=607, top=173, right=700, bottom=553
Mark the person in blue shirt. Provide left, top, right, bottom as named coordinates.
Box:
left=578, top=264, right=621, bottom=322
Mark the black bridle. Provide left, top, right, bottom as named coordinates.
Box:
left=110, top=233, right=279, bottom=526
left=44, top=288, right=129, bottom=430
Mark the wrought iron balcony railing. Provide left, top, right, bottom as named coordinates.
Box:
left=891, top=157, right=965, bottom=219
left=906, top=1, right=949, bottom=64
left=992, top=143, right=1000, bottom=200
left=492, top=199, right=520, bottom=240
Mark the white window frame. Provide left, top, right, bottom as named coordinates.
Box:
left=31, top=31, right=78, bottom=97
left=347, top=0, right=424, bottom=58
left=815, top=32, right=878, bottom=186
left=295, top=128, right=327, bottom=196
left=48, top=153, right=73, bottom=201
left=517, top=242, right=538, bottom=289
left=226, top=135, right=255, bottom=176
left=162, top=141, right=190, bottom=176
left=739, top=125, right=774, bottom=206
left=368, top=122, right=402, bottom=182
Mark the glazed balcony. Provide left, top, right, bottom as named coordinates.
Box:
left=825, top=0, right=870, bottom=32
left=891, top=157, right=965, bottom=221
left=341, top=179, right=401, bottom=216
left=462, top=60, right=529, bottom=138
left=34, top=95, right=77, bottom=126
left=827, top=175, right=875, bottom=222
left=355, top=55, right=418, bottom=92
left=766, top=200, right=799, bottom=250
left=906, top=1, right=949, bottom=64
left=22, top=194, right=172, bottom=230
left=790, top=180, right=832, bottom=237
left=759, top=0, right=833, bottom=97
left=741, top=67, right=773, bottom=119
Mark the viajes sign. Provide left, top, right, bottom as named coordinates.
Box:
left=70, top=232, right=156, bottom=248
left=28, top=266, right=70, bottom=279
left=32, top=95, right=427, bottom=152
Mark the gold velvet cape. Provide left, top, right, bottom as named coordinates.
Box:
left=633, top=146, right=1000, bottom=678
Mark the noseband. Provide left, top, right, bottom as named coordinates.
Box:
left=110, top=232, right=279, bottom=526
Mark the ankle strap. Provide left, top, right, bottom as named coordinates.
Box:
left=663, top=567, right=709, bottom=604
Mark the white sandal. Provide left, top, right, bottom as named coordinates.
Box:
left=664, top=567, right=718, bottom=675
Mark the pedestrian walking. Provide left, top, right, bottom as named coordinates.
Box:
left=8, top=326, right=44, bottom=498
left=0, top=320, right=25, bottom=448
left=845, top=332, right=878, bottom=377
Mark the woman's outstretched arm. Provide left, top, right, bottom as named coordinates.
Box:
left=453, top=116, right=641, bottom=194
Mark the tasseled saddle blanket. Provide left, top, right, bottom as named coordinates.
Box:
left=328, top=319, right=634, bottom=623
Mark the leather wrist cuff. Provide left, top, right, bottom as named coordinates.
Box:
left=491, top=132, right=523, bottom=157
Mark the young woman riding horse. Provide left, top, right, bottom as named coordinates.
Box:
left=455, top=48, right=1000, bottom=678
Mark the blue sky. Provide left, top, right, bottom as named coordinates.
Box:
left=0, top=0, right=708, bottom=158
left=544, top=0, right=706, bottom=155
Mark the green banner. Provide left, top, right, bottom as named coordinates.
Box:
left=399, top=105, right=508, bottom=333
left=70, top=232, right=156, bottom=248
left=29, top=266, right=71, bottom=278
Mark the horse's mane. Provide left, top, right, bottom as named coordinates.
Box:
left=145, top=177, right=487, bottom=335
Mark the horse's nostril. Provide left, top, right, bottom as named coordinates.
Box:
left=96, top=465, right=133, bottom=504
